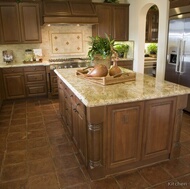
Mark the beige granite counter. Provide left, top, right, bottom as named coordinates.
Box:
left=0, top=61, right=49, bottom=68
left=54, top=68, right=190, bottom=107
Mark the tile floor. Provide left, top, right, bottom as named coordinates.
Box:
left=0, top=97, right=190, bottom=189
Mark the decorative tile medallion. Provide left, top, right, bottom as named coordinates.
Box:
left=51, top=32, right=83, bottom=55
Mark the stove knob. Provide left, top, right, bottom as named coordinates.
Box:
left=70, top=65, right=73, bottom=68
left=64, top=65, right=67, bottom=69
left=58, top=66, right=62, bottom=69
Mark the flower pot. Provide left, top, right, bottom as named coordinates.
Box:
left=92, top=55, right=111, bottom=69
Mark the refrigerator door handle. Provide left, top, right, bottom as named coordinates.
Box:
left=179, top=40, right=185, bottom=74
left=175, top=40, right=181, bottom=73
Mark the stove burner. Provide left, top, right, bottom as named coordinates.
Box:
left=49, top=58, right=90, bottom=70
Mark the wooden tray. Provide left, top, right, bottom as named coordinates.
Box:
left=76, top=69, right=136, bottom=85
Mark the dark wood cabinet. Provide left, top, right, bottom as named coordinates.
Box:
left=72, top=96, right=87, bottom=165
left=92, top=3, right=129, bottom=40
left=43, top=0, right=71, bottom=16
left=142, top=97, right=176, bottom=161
left=170, top=0, right=190, bottom=8
left=2, top=66, right=47, bottom=99
left=57, top=77, right=87, bottom=164
left=3, top=67, right=25, bottom=99
left=24, top=66, right=47, bottom=97
left=107, top=102, right=144, bottom=169
left=116, top=60, right=133, bottom=70
left=0, top=2, right=41, bottom=44
left=146, top=9, right=159, bottom=43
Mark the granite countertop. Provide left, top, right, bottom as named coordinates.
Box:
left=54, top=68, right=190, bottom=107
left=0, top=61, right=49, bottom=68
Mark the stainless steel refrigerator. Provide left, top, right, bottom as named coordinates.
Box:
left=165, top=14, right=190, bottom=112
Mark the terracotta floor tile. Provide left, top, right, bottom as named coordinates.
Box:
left=28, top=173, right=59, bottom=189
left=12, top=113, right=26, bottom=120
left=26, top=107, right=41, bottom=113
left=115, top=171, right=150, bottom=189
left=65, top=183, right=90, bottom=189
left=28, top=158, right=55, bottom=176
left=10, top=119, right=26, bottom=126
left=0, top=127, right=9, bottom=135
left=46, top=127, right=65, bottom=137
left=0, top=141, right=6, bottom=153
left=0, top=179, right=28, bottom=189
left=0, top=120, right=10, bottom=127
left=27, top=116, right=43, bottom=124
left=53, top=154, right=79, bottom=170
left=149, top=179, right=184, bottom=189
left=177, top=174, right=190, bottom=189
left=27, top=137, right=48, bottom=149
left=138, top=164, right=172, bottom=185
left=27, top=146, right=51, bottom=161
left=45, top=121, right=63, bottom=128
left=90, top=177, right=120, bottom=189
left=4, top=151, right=26, bottom=165
left=7, top=140, right=27, bottom=152
left=57, top=167, right=86, bottom=188
left=27, top=122, right=45, bottom=131
left=1, top=163, right=28, bottom=181
left=161, top=159, right=190, bottom=178
left=9, top=125, right=26, bottom=133
left=182, top=141, right=190, bottom=151
left=50, top=143, right=74, bottom=157
left=7, top=132, right=27, bottom=141
left=49, top=134, right=68, bottom=146
left=180, top=154, right=190, bottom=167
left=27, top=129, right=47, bottom=139
left=13, top=108, right=26, bottom=114
left=27, top=111, right=42, bottom=117
left=179, top=145, right=190, bottom=157
left=0, top=114, right=11, bottom=121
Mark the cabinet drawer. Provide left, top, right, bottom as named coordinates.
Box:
left=3, top=67, right=23, bottom=74
left=26, top=84, right=47, bottom=97
left=51, top=76, right=57, bottom=84
left=25, top=72, right=46, bottom=83
left=75, top=96, right=85, bottom=114
left=51, top=86, right=58, bottom=95
left=24, top=66, right=45, bottom=72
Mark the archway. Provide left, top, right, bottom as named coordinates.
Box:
left=144, top=5, right=159, bottom=78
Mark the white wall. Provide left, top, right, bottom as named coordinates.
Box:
left=128, top=0, right=170, bottom=81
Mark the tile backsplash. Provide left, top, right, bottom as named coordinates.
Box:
left=0, top=25, right=92, bottom=64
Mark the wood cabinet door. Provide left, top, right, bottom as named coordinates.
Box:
left=116, top=60, right=133, bottom=70
left=43, top=0, right=71, bottom=16
left=92, top=4, right=112, bottom=38
left=142, top=97, right=176, bottom=161
left=146, top=10, right=159, bottom=43
left=3, top=74, right=25, bottom=99
left=0, top=2, right=21, bottom=43
left=170, top=0, right=190, bottom=8
left=113, top=6, right=129, bottom=41
left=19, top=2, right=41, bottom=43
left=107, top=102, right=144, bottom=169
left=72, top=97, right=87, bottom=166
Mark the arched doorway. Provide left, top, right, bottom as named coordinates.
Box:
left=144, top=5, right=159, bottom=77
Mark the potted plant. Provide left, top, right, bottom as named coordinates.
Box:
left=147, top=43, right=157, bottom=58
left=88, top=34, right=116, bottom=68
left=114, top=43, right=129, bottom=58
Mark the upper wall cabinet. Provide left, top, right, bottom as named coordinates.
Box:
left=0, top=2, right=41, bottom=44
left=170, top=0, right=190, bottom=8
left=92, top=3, right=129, bottom=41
left=145, top=9, right=159, bottom=43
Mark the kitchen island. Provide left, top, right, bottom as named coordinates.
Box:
left=55, top=68, right=190, bottom=180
